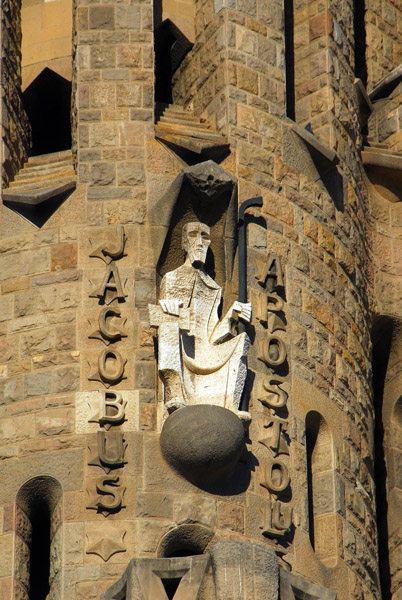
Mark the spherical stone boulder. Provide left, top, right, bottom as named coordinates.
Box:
left=160, top=404, right=245, bottom=487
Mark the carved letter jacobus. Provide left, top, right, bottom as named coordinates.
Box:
left=149, top=221, right=252, bottom=421
left=87, top=226, right=128, bottom=521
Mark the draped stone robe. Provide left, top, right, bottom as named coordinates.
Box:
left=157, top=264, right=249, bottom=412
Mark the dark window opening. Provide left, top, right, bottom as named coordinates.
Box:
left=284, top=0, right=295, bottom=120
left=353, top=0, right=367, bottom=86
left=23, top=68, right=72, bottom=157
left=154, top=19, right=193, bottom=105
left=372, top=316, right=393, bottom=600
left=16, top=476, right=62, bottom=600
left=165, top=547, right=203, bottom=558
left=162, top=577, right=182, bottom=599
left=30, top=498, right=51, bottom=600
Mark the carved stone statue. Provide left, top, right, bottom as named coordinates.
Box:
left=149, top=221, right=252, bottom=421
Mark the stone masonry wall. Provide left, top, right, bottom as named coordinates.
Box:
left=172, top=1, right=380, bottom=597
left=1, top=0, right=30, bottom=189
left=366, top=0, right=402, bottom=90
left=0, top=0, right=401, bottom=598
left=294, top=0, right=363, bottom=157
left=173, top=0, right=285, bottom=132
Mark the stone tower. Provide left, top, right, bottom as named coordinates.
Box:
left=0, top=0, right=401, bottom=598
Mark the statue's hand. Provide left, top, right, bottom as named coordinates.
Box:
left=159, top=299, right=183, bottom=317
left=232, top=301, right=252, bottom=324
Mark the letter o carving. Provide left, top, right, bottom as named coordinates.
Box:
left=98, top=349, right=125, bottom=384
left=262, top=459, right=290, bottom=493
left=262, top=335, right=287, bottom=367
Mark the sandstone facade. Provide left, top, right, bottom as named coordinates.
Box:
left=0, top=0, right=401, bottom=599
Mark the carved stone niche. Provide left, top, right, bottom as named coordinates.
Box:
left=149, top=161, right=253, bottom=486
left=149, top=160, right=238, bottom=303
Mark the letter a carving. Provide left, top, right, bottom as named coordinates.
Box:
left=90, top=263, right=127, bottom=304
left=253, top=254, right=284, bottom=292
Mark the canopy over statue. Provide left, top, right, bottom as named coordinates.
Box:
left=149, top=221, right=252, bottom=421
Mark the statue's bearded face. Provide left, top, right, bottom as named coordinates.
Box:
left=183, top=222, right=211, bottom=266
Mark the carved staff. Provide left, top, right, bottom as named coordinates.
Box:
left=238, top=197, right=263, bottom=413
left=238, top=196, right=263, bottom=304
left=239, top=196, right=262, bottom=302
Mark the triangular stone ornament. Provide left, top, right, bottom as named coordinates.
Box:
left=136, top=556, right=209, bottom=600
left=102, top=555, right=210, bottom=600
left=86, top=529, right=126, bottom=562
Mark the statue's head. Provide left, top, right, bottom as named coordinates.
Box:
left=182, top=222, right=211, bottom=266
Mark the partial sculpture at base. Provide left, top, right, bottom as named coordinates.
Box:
left=149, top=221, right=252, bottom=420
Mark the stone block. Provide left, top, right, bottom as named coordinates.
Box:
left=135, top=361, right=155, bottom=389
left=0, top=335, right=19, bottom=363
left=64, top=522, right=85, bottom=566
left=14, top=536, right=29, bottom=587
left=117, top=162, right=145, bottom=186
left=140, top=404, right=156, bottom=429
left=116, top=6, right=140, bottom=30
left=24, top=371, right=52, bottom=398
left=313, top=472, right=335, bottom=515
left=137, top=519, right=175, bottom=554
left=116, top=84, right=142, bottom=107
left=36, top=408, right=74, bottom=436
left=89, top=6, right=114, bottom=30
left=14, top=291, right=37, bottom=317
left=1, top=277, right=30, bottom=295
left=174, top=495, right=216, bottom=528
left=0, top=578, right=12, bottom=600
left=117, top=46, right=141, bottom=68
left=21, top=328, right=56, bottom=356
left=53, top=366, right=80, bottom=393
left=136, top=492, right=173, bottom=519
left=0, top=377, right=24, bottom=404
left=90, top=162, right=115, bottom=186
left=90, top=46, right=116, bottom=70
left=51, top=244, right=78, bottom=272
left=0, top=535, right=13, bottom=577
left=211, top=541, right=278, bottom=599
left=0, top=415, right=35, bottom=445
left=21, top=248, right=51, bottom=276
left=217, top=501, right=244, bottom=532
left=0, top=254, right=20, bottom=281
left=56, top=324, right=76, bottom=351
left=0, top=296, right=13, bottom=322
left=31, top=269, right=82, bottom=288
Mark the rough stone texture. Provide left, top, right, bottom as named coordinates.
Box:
left=102, top=541, right=278, bottom=599
left=1, top=0, right=31, bottom=190
left=0, top=0, right=401, bottom=598
left=211, top=541, right=279, bottom=600
left=160, top=405, right=246, bottom=486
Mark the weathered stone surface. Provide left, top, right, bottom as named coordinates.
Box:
left=75, top=390, right=139, bottom=434
left=0, top=0, right=400, bottom=597
left=160, top=405, right=245, bottom=487
left=0, top=535, right=13, bottom=577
